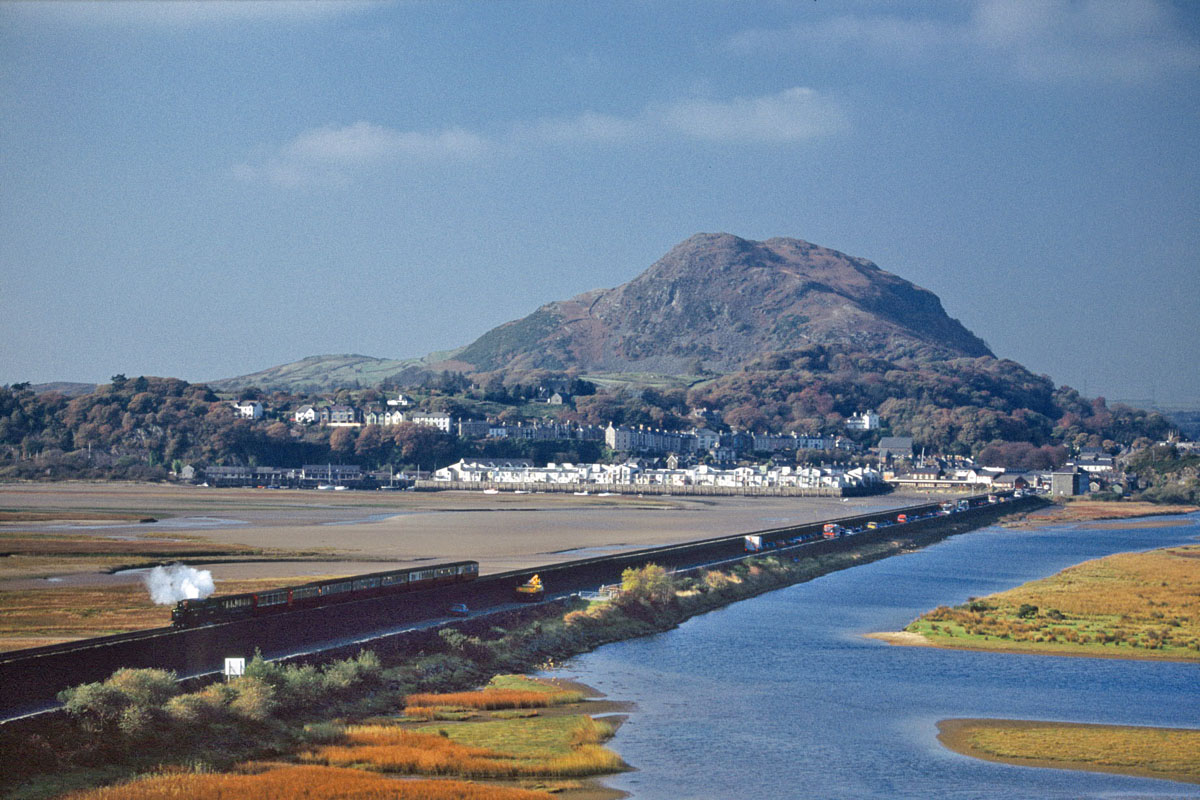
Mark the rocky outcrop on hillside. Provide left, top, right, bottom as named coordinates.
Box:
left=450, top=233, right=992, bottom=377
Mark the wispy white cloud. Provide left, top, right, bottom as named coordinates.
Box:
left=971, top=0, right=1200, bottom=84
left=8, top=0, right=385, bottom=28
left=729, top=0, right=1199, bottom=85
left=516, top=111, right=644, bottom=145
left=518, top=87, right=846, bottom=146
left=729, top=15, right=946, bottom=60
left=651, top=88, right=846, bottom=143
left=238, top=88, right=845, bottom=188
left=234, top=121, right=488, bottom=188
left=284, top=121, right=488, bottom=164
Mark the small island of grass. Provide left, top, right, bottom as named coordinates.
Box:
left=872, top=544, right=1200, bottom=661
left=1003, top=500, right=1197, bottom=529
left=875, top=538, right=1200, bottom=783
left=938, top=719, right=1200, bottom=785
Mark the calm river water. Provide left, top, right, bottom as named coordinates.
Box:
left=555, top=514, right=1200, bottom=799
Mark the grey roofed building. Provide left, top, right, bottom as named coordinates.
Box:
left=877, top=436, right=914, bottom=462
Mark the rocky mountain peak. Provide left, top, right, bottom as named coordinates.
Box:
left=450, top=232, right=992, bottom=378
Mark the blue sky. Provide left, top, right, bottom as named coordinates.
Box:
left=2, top=0, right=1197, bottom=406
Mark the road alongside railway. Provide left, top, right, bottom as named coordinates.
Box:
left=0, top=494, right=1041, bottom=720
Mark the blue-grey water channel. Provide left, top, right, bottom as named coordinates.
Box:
left=554, top=513, right=1200, bottom=799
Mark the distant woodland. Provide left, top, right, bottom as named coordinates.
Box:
left=0, top=343, right=1175, bottom=486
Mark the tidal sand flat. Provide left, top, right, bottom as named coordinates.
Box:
left=0, top=482, right=902, bottom=584
left=0, top=482, right=902, bottom=649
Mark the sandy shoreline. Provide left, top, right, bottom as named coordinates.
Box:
left=863, top=630, right=1200, bottom=663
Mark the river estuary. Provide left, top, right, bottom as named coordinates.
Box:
left=557, top=514, right=1200, bottom=799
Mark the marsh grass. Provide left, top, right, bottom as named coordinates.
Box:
left=304, top=716, right=624, bottom=779
left=0, top=577, right=351, bottom=651
left=941, top=719, right=1200, bottom=784
left=907, top=545, right=1200, bottom=659
left=55, top=764, right=556, bottom=799
left=405, top=689, right=582, bottom=711
left=0, top=585, right=170, bottom=646
left=404, top=674, right=583, bottom=712
left=1012, top=500, right=1197, bottom=528
left=0, top=531, right=252, bottom=556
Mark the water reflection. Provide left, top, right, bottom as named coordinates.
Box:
left=558, top=515, right=1200, bottom=799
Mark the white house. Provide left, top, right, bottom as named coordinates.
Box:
left=434, top=458, right=535, bottom=482
left=846, top=410, right=880, bottom=431
left=293, top=405, right=317, bottom=424
left=408, top=411, right=452, bottom=432
left=233, top=400, right=263, bottom=420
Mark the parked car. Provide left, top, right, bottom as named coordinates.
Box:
left=449, top=603, right=470, bottom=617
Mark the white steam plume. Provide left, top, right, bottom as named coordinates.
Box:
left=144, top=563, right=216, bottom=605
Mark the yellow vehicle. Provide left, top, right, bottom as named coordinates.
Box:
left=515, top=574, right=544, bottom=602
left=866, top=521, right=879, bottom=529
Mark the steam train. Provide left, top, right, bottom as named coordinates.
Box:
left=170, top=560, right=480, bottom=628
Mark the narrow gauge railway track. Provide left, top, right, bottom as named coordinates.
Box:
left=0, top=493, right=1031, bottom=719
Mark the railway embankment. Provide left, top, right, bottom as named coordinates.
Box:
left=1, top=497, right=1044, bottom=798
left=0, top=493, right=1040, bottom=719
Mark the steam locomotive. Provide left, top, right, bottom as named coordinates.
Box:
left=170, top=560, right=480, bottom=628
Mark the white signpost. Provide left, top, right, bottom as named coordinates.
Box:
left=224, top=657, right=246, bottom=680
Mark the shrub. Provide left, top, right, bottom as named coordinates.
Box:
left=165, top=692, right=226, bottom=726
left=58, top=667, right=178, bottom=736
left=321, top=650, right=383, bottom=694
left=1017, top=604, right=1039, bottom=619
left=439, top=629, right=494, bottom=663
left=244, top=651, right=287, bottom=691
left=106, top=668, right=178, bottom=708
left=280, top=664, right=325, bottom=710
left=58, top=682, right=128, bottom=734
left=619, top=564, right=676, bottom=606
left=117, top=704, right=155, bottom=740
left=229, top=676, right=278, bottom=722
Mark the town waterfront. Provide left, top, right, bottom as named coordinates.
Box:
left=557, top=514, right=1200, bottom=799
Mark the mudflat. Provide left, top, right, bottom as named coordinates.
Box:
left=0, top=482, right=908, bottom=588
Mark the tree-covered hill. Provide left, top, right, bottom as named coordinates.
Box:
left=675, top=344, right=1168, bottom=455
left=1, top=232, right=1176, bottom=479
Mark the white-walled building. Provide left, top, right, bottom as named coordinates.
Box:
left=846, top=410, right=881, bottom=431
left=431, top=458, right=876, bottom=491
left=408, top=411, right=453, bottom=432
left=233, top=400, right=264, bottom=420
